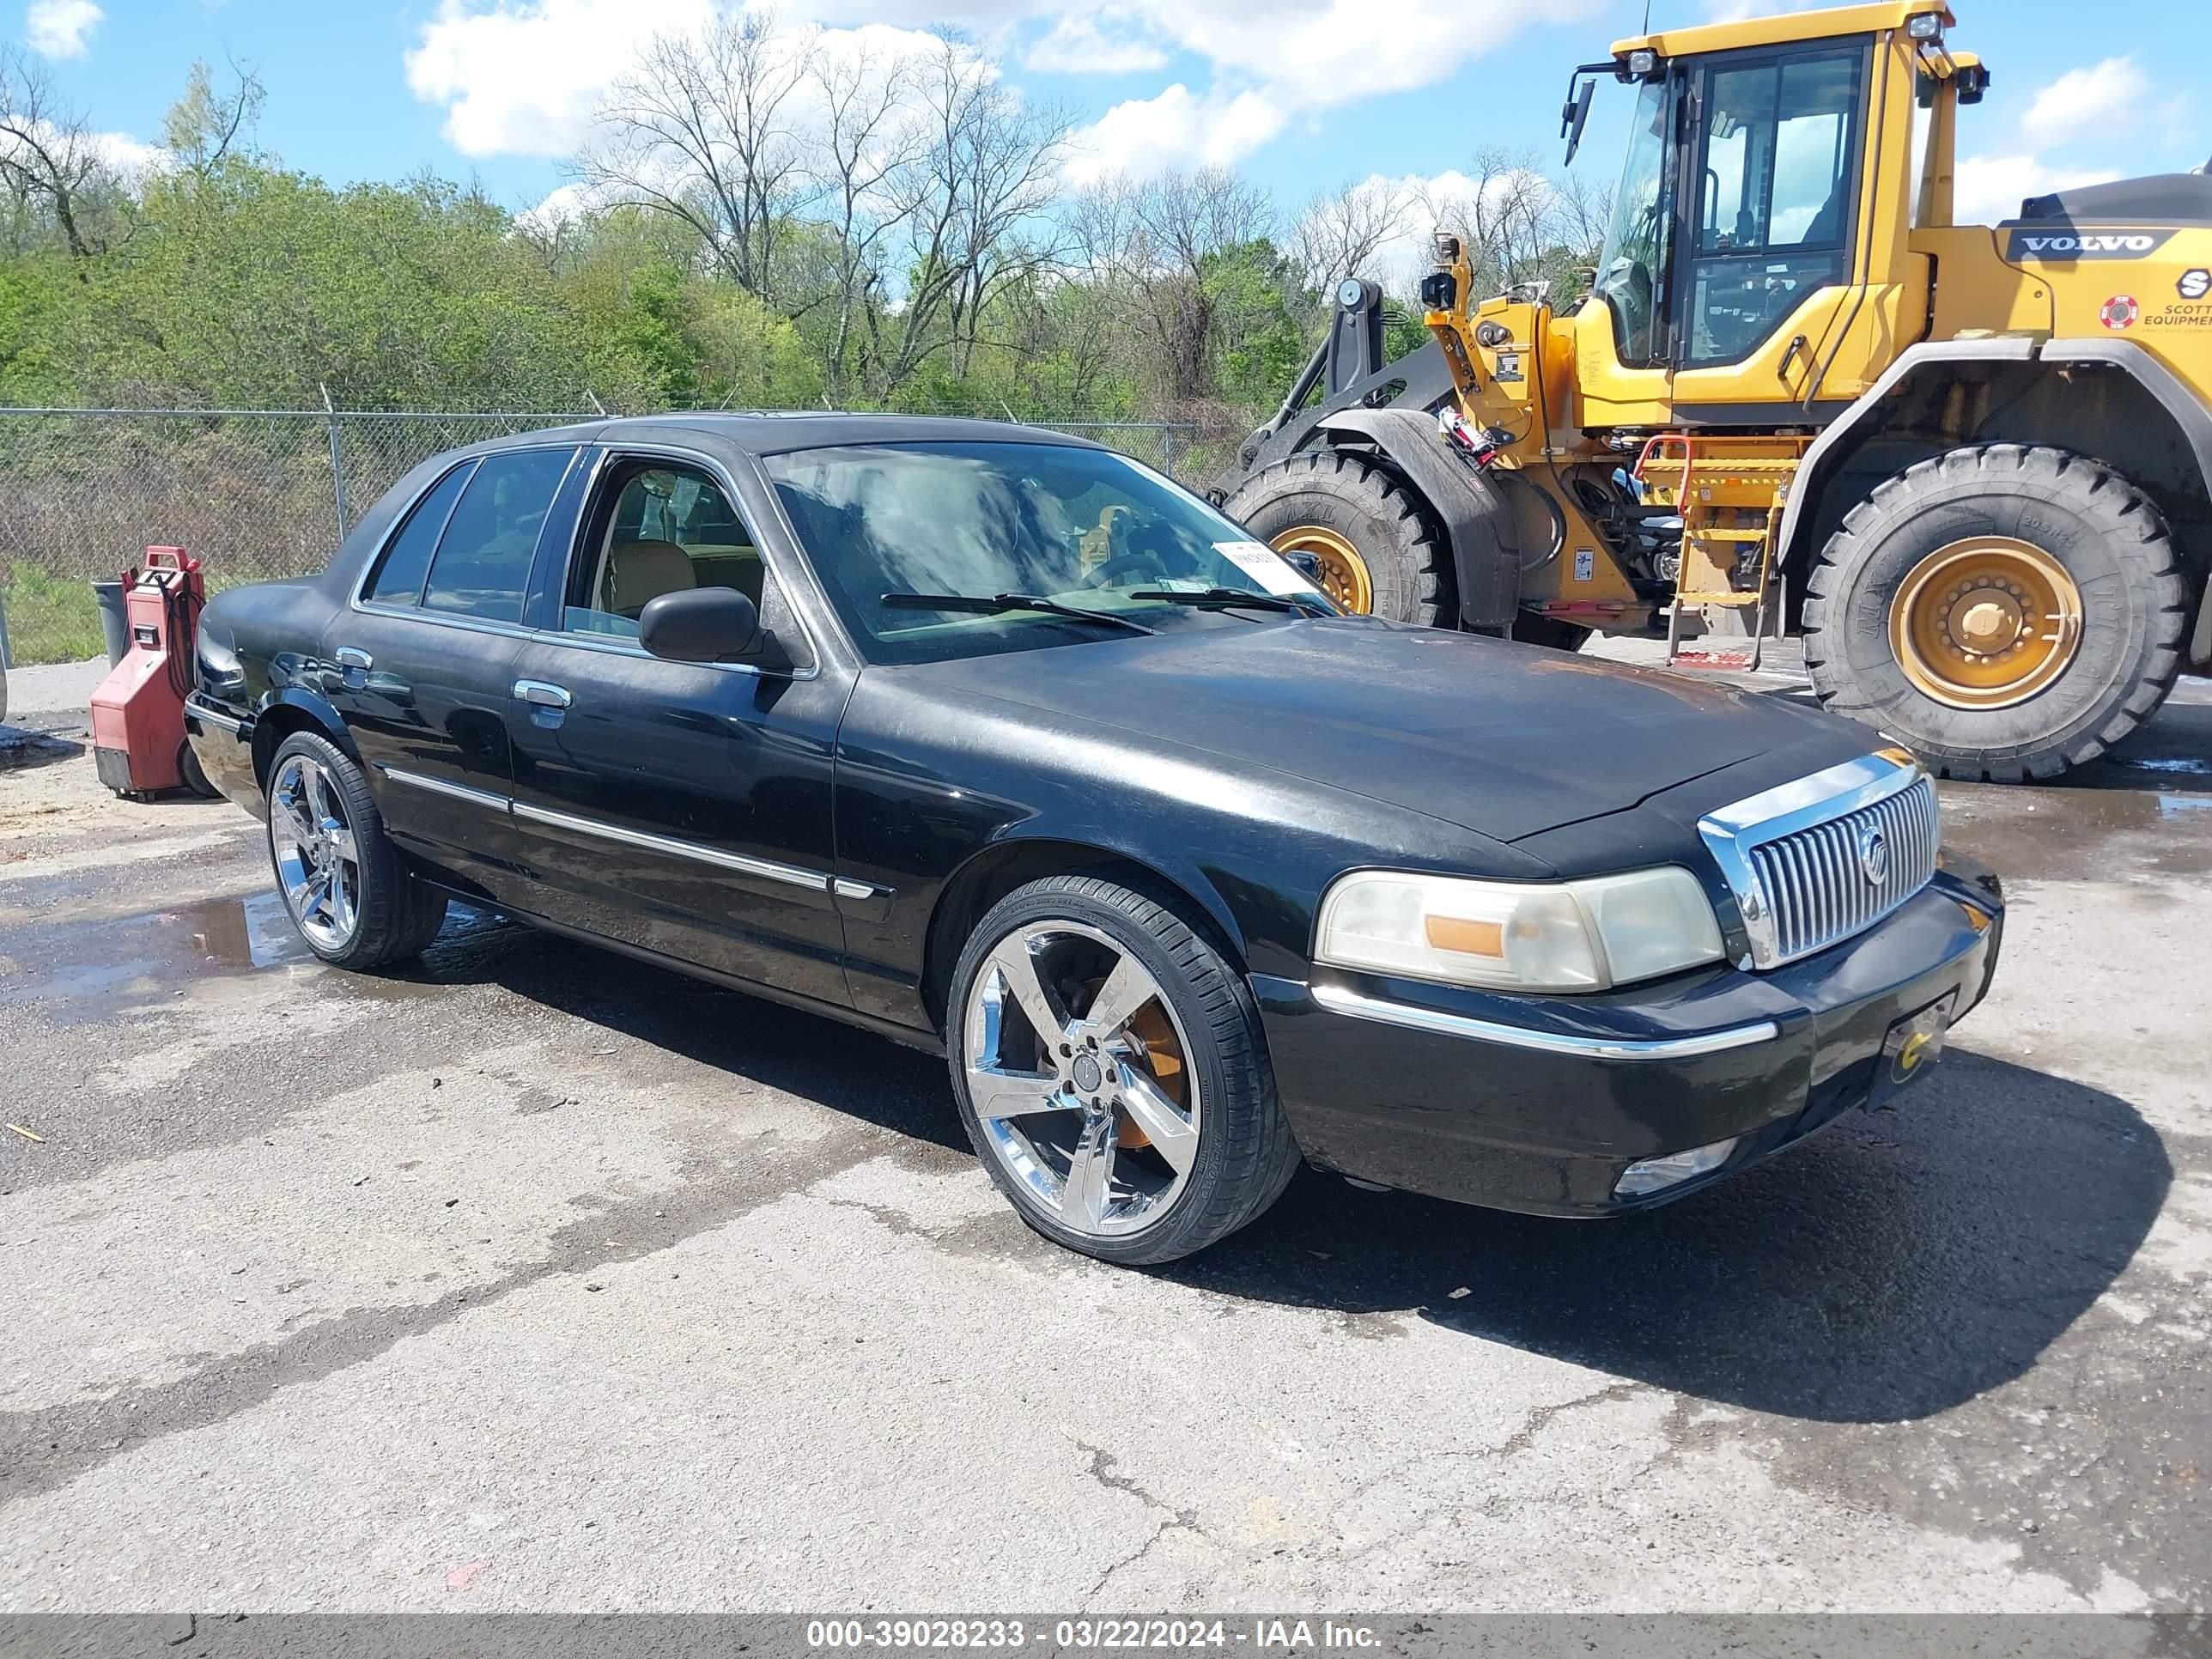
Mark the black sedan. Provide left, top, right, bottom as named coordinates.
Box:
left=186, top=416, right=2004, bottom=1265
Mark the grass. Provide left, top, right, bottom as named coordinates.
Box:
left=1, top=564, right=109, bottom=667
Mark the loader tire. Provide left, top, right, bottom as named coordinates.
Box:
left=1224, top=449, right=1454, bottom=626
left=1802, top=444, right=2187, bottom=782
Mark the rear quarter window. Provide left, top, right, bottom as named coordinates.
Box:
left=362, top=461, right=473, bottom=607
left=421, top=448, right=576, bottom=623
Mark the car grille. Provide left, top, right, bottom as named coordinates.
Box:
left=1698, top=753, right=1940, bottom=969
left=1747, top=776, right=1938, bottom=963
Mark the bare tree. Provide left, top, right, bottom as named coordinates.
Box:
left=807, top=38, right=921, bottom=398
left=513, top=193, right=587, bottom=276
left=868, top=33, right=1072, bottom=392
left=1414, top=147, right=1608, bottom=301
left=1075, top=167, right=1274, bottom=404
left=1291, top=177, right=1406, bottom=297
left=0, top=46, right=112, bottom=260
left=574, top=10, right=813, bottom=302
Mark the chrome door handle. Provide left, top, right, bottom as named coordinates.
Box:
left=335, top=647, right=373, bottom=670
left=514, top=679, right=573, bottom=709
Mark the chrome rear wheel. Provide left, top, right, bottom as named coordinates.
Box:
left=269, top=752, right=362, bottom=952
left=962, top=920, right=1201, bottom=1241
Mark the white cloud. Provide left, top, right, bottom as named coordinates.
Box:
left=405, top=0, right=714, bottom=158
left=2021, top=58, right=2150, bottom=150
left=1065, top=83, right=1285, bottom=185
left=1024, top=15, right=1166, bottom=76
left=408, top=1, right=963, bottom=162
left=1055, top=0, right=1605, bottom=183
left=410, top=0, right=1606, bottom=180
left=0, top=117, right=166, bottom=181
left=1951, top=154, right=2122, bottom=226
left=25, top=0, right=103, bottom=58
left=1130, top=0, right=1603, bottom=114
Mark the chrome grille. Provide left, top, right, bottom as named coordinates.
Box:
left=1698, top=753, right=1941, bottom=969
left=1747, top=776, right=1937, bottom=963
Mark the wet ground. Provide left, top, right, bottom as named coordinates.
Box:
left=0, top=685, right=2206, bottom=1613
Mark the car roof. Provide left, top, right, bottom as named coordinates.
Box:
left=490, top=411, right=1111, bottom=459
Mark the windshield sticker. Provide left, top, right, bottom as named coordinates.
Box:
left=1215, top=540, right=1322, bottom=597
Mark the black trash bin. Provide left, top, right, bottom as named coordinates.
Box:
left=93, top=579, right=131, bottom=666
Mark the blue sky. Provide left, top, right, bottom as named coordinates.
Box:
left=21, top=0, right=2208, bottom=234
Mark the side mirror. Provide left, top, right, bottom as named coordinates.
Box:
left=1561, top=75, right=1595, bottom=167
left=638, top=586, right=772, bottom=665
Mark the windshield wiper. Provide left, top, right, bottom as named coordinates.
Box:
left=1127, top=586, right=1312, bottom=615
left=880, top=592, right=1157, bottom=635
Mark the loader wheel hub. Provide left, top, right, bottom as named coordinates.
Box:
left=1270, top=526, right=1373, bottom=614
left=1892, top=538, right=2084, bottom=711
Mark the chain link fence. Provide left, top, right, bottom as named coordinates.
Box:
left=0, top=406, right=1202, bottom=668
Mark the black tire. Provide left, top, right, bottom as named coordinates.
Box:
left=946, top=873, right=1301, bottom=1267
left=1223, top=448, right=1454, bottom=625
left=264, top=731, right=448, bottom=969
left=1802, top=444, right=2188, bottom=781
left=178, top=740, right=220, bottom=799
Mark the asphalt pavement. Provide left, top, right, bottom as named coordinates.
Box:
left=0, top=669, right=2206, bottom=1614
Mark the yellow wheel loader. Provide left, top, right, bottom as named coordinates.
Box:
left=1218, top=1, right=2212, bottom=781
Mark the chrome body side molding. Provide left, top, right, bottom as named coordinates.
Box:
left=1308, top=981, right=1781, bottom=1060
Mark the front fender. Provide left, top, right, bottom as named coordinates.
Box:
left=1310, top=407, right=1525, bottom=629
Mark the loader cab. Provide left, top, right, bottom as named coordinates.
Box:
left=1571, top=3, right=1941, bottom=427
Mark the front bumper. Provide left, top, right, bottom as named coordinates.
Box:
left=1253, top=866, right=2003, bottom=1217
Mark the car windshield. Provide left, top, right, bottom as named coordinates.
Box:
left=762, top=440, right=1331, bottom=665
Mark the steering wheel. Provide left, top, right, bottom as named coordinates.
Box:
left=1082, top=550, right=1170, bottom=589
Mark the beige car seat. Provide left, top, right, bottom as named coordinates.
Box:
left=605, top=540, right=696, bottom=619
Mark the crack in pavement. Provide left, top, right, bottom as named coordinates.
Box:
left=1074, top=1442, right=1206, bottom=1601
left=0, top=1138, right=888, bottom=1507
left=1492, top=1380, right=1646, bottom=1461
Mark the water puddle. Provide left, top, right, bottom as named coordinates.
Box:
left=1940, top=780, right=2212, bottom=881
left=2, top=891, right=504, bottom=1016
left=172, top=889, right=320, bottom=970
left=2120, top=756, right=2212, bottom=776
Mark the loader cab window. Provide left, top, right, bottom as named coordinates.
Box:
left=1594, top=75, right=1674, bottom=370
left=1681, top=44, right=1865, bottom=365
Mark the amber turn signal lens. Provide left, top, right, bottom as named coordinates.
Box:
left=1424, top=915, right=1506, bottom=957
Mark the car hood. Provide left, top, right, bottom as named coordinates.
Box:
left=916, top=618, right=1879, bottom=844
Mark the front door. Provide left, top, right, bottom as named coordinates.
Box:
left=499, top=451, right=853, bottom=1007
left=325, top=444, right=580, bottom=901
left=1668, top=40, right=1869, bottom=390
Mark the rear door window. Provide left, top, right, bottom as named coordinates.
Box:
left=363, top=461, right=473, bottom=607
left=421, top=448, right=576, bottom=623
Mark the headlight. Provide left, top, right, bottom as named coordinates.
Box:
left=1314, top=866, right=1724, bottom=993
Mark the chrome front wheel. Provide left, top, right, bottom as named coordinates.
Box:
left=963, top=919, right=1202, bottom=1241
left=269, top=752, right=362, bottom=952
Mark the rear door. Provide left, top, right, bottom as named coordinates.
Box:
left=326, top=444, right=579, bottom=896
left=497, top=447, right=854, bottom=1006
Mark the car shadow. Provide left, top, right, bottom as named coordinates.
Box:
left=392, top=916, right=2168, bottom=1425
left=1163, top=1048, right=2169, bottom=1424
left=0, top=730, right=84, bottom=773
left=385, top=908, right=969, bottom=1155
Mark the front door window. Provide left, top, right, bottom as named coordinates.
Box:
left=1595, top=76, right=1674, bottom=371
left=1681, top=46, right=1864, bottom=366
